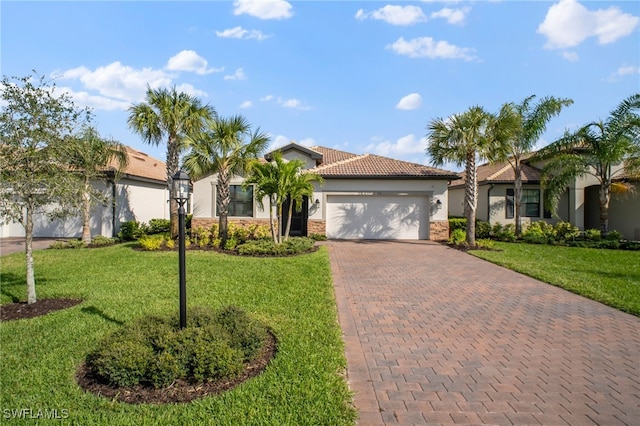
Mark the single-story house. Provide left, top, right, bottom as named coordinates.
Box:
left=448, top=155, right=640, bottom=240
left=0, top=146, right=170, bottom=239
left=192, top=143, right=459, bottom=240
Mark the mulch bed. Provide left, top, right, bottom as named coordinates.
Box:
left=0, top=298, right=83, bottom=321
left=76, top=331, right=277, bottom=404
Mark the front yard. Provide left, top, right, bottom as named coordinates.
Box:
left=471, top=242, right=640, bottom=316
left=0, top=244, right=356, bottom=425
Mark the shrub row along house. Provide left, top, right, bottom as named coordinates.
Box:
left=0, top=146, right=169, bottom=239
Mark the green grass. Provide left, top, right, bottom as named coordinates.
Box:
left=0, top=244, right=356, bottom=425
left=471, top=242, right=640, bottom=316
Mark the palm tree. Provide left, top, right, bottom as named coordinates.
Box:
left=243, top=157, right=280, bottom=242
left=281, top=166, right=323, bottom=241
left=537, top=93, right=640, bottom=236
left=183, top=115, right=270, bottom=247
left=427, top=106, right=494, bottom=246
left=490, top=95, right=573, bottom=236
left=66, top=126, right=128, bottom=244
left=127, top=86, right=214, bottom=237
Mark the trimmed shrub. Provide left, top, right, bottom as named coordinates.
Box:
left=118, top=221, right=147, bottom=241
left=606, top=230, right=622, bottom=241
left=236, top=237, right=315, bottom=256
left=50, top=239, right=86, bottom=249
left=522, top=221, right=556, bottom=244
left=448, top=228, right=466, bottom=246
left=475, top=239, right=495, bottom=249
left=448, top=217, right=466, bottom=235
left=309, top=233, right=328, bottom=241
left=554, top=221, right=580, bottom=241
left=476, top=221, right=492, bottom=239
left=138, top=234, right=165, bottom=251
left=492, top=223, right=517, bottom=242
left=90, top=236, right=117, bottom=247
left=86, top=306, right=269, bottom=389
left=147, top=219, right=170, bottom=235
left=585, top=229, right=601, bottom=241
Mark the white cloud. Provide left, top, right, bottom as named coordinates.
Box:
left=260, top=95, right=311, bottom=110
left=281, top=98, right=311, bottom=110
left=224, top=68, right=247, bottom=81
left=270, top=135, right=291, bottom=149
left=355, top=5, right=427, bottom=26
left=174, top=83, right=208, bottom=98
left=58, top=62, right=172, bottom=102
left=430, top=7, right=470, bottom=25
left=538, top=0, right=639, bottom=49
left=239, top=100, right=253, bottom=108
left=396, top=93, right=423, bottom=110
left=298, top=138, right=316, bottom=146
left=365, top=134, right=427, bottom=157
left=216, top=26, right=269, bottom=41
left=386, top=37, right=476, bottom=61
left=233, top=0, right=293, bottom=20
left=54, top=86, right=130, bottom=111
left=606, top=65, right=640, bottom=82
left=561, top=51, right=579, bottom=62
left=166, top=50, right=221, bottom=75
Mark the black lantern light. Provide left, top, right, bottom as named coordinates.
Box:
left=171, top=170, right=191, bottom=328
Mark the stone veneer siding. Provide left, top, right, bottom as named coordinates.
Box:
left=429, top=220, right=449, bottom=241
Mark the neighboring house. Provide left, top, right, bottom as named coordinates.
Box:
left=192, top=143, right=458, bottom=240
left=0, top=146, right=169, bottom=239
left=448, top=155, right=640, bottom=240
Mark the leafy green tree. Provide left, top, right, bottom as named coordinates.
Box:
left=491, top=95, right=573, bottom=236
left=65, top=126, right=128, bottom=245
left=243, top=156, right=281, bottom=243
left=127, top=86, right=214, bottom=237
left=537, top=93, right=640, bottom=236
left=0, top=74, right=90, bottom=304
left=427, top=106, right=494, bottom=246
left=183, top=115, right=269, bottom=247
left=281, top=165, right=323, bottom=241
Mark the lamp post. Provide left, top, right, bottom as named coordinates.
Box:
left=171, top=170, right=191, bottom=329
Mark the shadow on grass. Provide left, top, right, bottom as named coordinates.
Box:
left=81, top=306, right=124, bottom=326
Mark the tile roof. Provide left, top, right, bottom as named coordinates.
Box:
left=308, top=147, right=458, bottom=179
left=449, top=160, right=542, bottom=188
left=108, top=146, right=167, bottom=183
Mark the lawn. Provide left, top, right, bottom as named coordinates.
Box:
left=0, top=244, right=356, bottom=425
left=471, top=242, right=640, bottom=316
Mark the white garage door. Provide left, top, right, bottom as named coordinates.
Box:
left=326, top=195, right=429, bottom=240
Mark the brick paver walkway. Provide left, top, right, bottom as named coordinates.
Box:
left=327, top=240, right=640, bottom=425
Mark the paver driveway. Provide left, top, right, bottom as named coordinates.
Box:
left=326, top=240, right=640, bottom=425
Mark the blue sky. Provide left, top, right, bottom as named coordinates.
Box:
left=2, top=0, right=639, bottom=171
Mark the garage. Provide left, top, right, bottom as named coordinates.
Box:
left=326, top=194, right=429, bottom=240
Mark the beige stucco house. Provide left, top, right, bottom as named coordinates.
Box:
left=192, top=143, right=458, bottom=240
left=448, top=155, right=640, bottom=241
left=0, top=146, right=170, bottom=239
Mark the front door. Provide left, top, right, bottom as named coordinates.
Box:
left=281, top=196, right=308, bottom=237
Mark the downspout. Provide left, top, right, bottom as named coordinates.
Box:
left=111, top=179, right=117, bottom=238
left=487, top=184, right=494, bottom=224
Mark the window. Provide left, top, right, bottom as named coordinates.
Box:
left=506, top=188, right=540, bottom=218
left=217, top=185, right=253, bottom=217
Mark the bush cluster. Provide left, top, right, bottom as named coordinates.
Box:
left=447, top=217, right=637, bottom=250
left=50, top=236, right=118, bottom=250
left=86, top=306, right=269, bottom=389
left=236, top=237, right=316, bottom=256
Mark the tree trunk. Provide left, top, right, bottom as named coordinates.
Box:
left=25, top=206, right=37, bottom=304
left=514, top=159, right=523, bottom=237
left=217, top=168, right=230, bottom=247
left=599, top=181, right=611, bottom=237
left=268, top=196, right=277, bottom=243
left=464, top=150, right=477, bottom=246
left=166, top=137, right=180, bottom=239
left=284, top=199, right=294, bottom=241
left=81, top=177, right=92, bottom=245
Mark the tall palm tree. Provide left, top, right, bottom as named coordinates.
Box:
left=281, top=167, right=323, bottom=241
left=127, top=86, right=214, bottom=237
left=537, top=93, right=640, bottom=236
left=491, top=95, right=573, bottom=236
left=427, top=106, right=494, bottom=246
left=243, top=157, right=280, bottom=243
left=183, top=115, right=270, bottom=247
left=66, top=126, right=128, bottom=244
